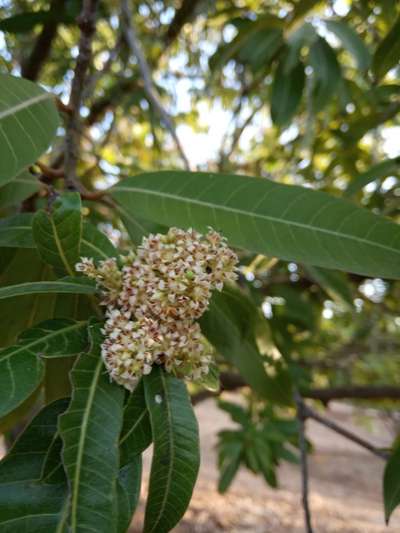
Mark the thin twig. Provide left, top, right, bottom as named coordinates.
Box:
left=64, top=0, right=99, bottom=189
left=303, top=403, right=389, bottom=460
left=120, top=0, right=191, bottom=170
left=294, top=391, right=314, bottom=533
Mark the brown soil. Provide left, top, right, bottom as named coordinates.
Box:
left=131, top=397, right=400, bottom=533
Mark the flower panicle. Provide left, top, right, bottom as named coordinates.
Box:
left=76, top=227, right=238, bottom=391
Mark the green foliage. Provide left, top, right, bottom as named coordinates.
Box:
left=143, top=366, right=200, bottom=533
left=119, top=380, right=151, bottom=464
left=0, top=319, right=86, bottom=418
left=309, top=37, right=341, bottom=111
left=0, top=278, right=96, bottom=300
left=59, top=323, right=125, bottom=533
left=112, top=171, right=400, bottom=279
left=271, top=59, right=305, bottom=126
left=0, top=74, right=59, bottom=184
left=0, top=214, right=34, bottom=247
left=0, top=399, right=68, bottom=530
left=345, top=157, right=400, bottom=196
left=201, top=286, right=293, bottom=405
left=33, top=193, right=83, bottom=276
left=372, top=15, right=400, bottom=81
left=384, top=443, right=400, bottom=523
left=0, top=170, right=39, bottom=208
left=325, top=20, right=371, bottom=71
left=217, top=399, right=300, bottom=492
left=0, top=1, right=400, bottom=530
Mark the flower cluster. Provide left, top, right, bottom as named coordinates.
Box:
left=76, top=227, right=238, bottom=391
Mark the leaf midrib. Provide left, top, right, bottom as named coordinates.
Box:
left=119, top=409, right=147, bottom=446
left=0, top=92, right=50, bottom=120
left=113, top=184, right=400, bottom=255
left=49, top=216, right=74, bottom=276
left=0, top=281, right=95, bottom=299
left=70, top=356, right=103, bottom=532
left=148, top=371, right=174, bottom=533
left=0, top=321, right=85, bottom=363
left=0, top=222, right=109, bottom=260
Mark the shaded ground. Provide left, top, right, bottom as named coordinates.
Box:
left=132, top=397, right=400, bottom=533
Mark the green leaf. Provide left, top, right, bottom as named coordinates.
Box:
left=372, top=15, right=400, bottom=81
left=237, top=27, right=283, bottom=71
left=0, top=10, right=54, bottom=33
left=0, top=344, right=44, bottom=418
left=0, top=213, right=35, bottom=248
left=0, top=482, right=66, bottom=531
left=218, top=439, right=242, bottom=493
left=325, top=20, right=371, bottom=71
left=309, top=37, right=341, bottom=111
left=271, top=59, right=305, bottom=126
left=0, top=319, right=86, bottom=418
left=18, top=318, right=88, bottom=358
left=345, top=157, right=400, bottom=196
left=116, top=203, right=167, bottom=246
left=0, top=398, right=69, bottom=483
left=384, top=444, right=400, bottom=523
left=0, top=279, right=96, bottom=300
left=0, top=249, right=55, bottom=347
left=218, top=399, right=249, bottom=426
left=0, top=74, right=59, bottom=185
left=0, top=212, right=116, bottom=260
left=80, top=222, right=117, bottom=260
left=120, top=380, right=152, bottom=466
left=117, top=458, right=142, bottom=533
left=304, top=265, right=353, bottom=307
left=209, top=15, right=283, bottom=72
left=143, top=366, right=200, bottom=533
left=200, top=287, right=293, bottom=405
left=33, top=192, right=82, bottom=276
left=59, top=322, right=125, bottom=533
left=270, top=285, right=316, bottom=329
left=0, top=170, right=40, bottom=208
left=111, top=171, right=400, bottom=279
left=284, top=23, right=317, bottom=73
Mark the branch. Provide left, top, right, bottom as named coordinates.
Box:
left=164, top=0, right=203, bottom=48
left=21, top=0, right=66, bottom=81
left=64, top=0, right=99, bottom=189
left=302, top=402, right=389, bottom=460
left=304, top=385, right=400, bottom=403
left=191, top=373, right=400, bottom=405
left=294, top=390, right=314, bottom=533
left=120, top=0, right=191, bottom=170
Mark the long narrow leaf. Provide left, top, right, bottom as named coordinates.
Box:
left=59, top=323, right=124, bottom=533
left=384, top=445, right=400, bottom=523
left=0, top=320, right=87, bottom=417
left=117, top=458, right=142, bottom=533
left=0, top=400, right=68, bottom=531
left=120, top=380, right=152, bottom=465
left=0, top=279, right=96, bottom=300
left=200, top=287, right=293, bottom=405
left=143, top=366, right=200, bottom=533
left=0, top=398, right=69, bottom=483
left=372, top=15, right=400, bottom=81
left=111, top=171, right=400, bottom=279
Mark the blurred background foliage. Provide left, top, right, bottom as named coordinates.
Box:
left=0, top=0, right=400, bottom=491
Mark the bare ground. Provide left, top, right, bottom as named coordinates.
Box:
left=131, top=397, right=400, bottom=533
